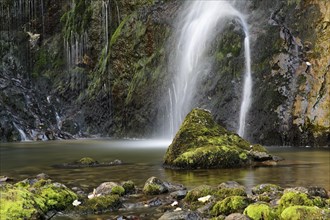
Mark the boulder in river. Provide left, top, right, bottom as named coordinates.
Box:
left=163, top=108, right=278, bottom=169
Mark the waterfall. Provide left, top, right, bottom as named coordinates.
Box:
left=237, top=34, right=252, bottom=138
left=13, top=122, right=29, bottom=141
left=165, top=0, right=252, bottom=138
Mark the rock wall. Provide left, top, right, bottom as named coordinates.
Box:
left=0, top=0, right=329, bottom=146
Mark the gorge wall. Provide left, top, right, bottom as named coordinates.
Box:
left=0, top=0, right=329, bottom=146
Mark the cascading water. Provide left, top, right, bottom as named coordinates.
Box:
left=237, top=35, right=252, bottom=138
left=13, top=122, right=29, bottom=141
left=165, top=0, right=252, bottom=138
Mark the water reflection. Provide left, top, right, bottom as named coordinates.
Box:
left=0, top=140, right=329, bottom=191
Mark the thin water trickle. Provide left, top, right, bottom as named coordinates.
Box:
left=165, top=0, right=252, bottom=138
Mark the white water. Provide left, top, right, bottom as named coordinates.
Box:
left=166, top=0, right=252, bottom=138
left=238, top=35, right=252, bottom=138
left=13, top=122, right=29, bottom=141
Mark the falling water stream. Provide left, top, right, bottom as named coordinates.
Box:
left=166, top=0, right=252, bottom=138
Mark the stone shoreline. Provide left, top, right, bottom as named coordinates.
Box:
left=1, top=174, right=329, bottom=220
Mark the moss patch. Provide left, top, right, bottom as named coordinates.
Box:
left=278, top=192, right=313, bottom=212
left=280, top=205, right=330, bottom=220
left=243, top=203, right=276, bottom=220
left=211, top=196, right=250, bottom=216
left=0, top=179, right=77, bottom=219
left=80, top=195, right=121, bottom=213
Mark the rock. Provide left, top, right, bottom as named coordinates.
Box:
left=278, top=191, right=313, bottom=213
left=307, top=186, right=329, bottom=198
left=52, top=158, right=123, bottom=168
left=158, top=210, right=202, bottom=220
left=0, top=176, right=14, bottom=183
left=170, top=190, right=187, bottom=200
left=243, top=203, right=276, bottom=220
left=280, top=205, right=330, bottom=220
left=164, top=108, right=269, bottom=169
left=0, top=178, right=77, bottom=219
left=283, top=186, right=308, bottom=194
left=143, top=177, right=168, bottom=195
left=80, top=195, right=121, bottom=214
left=225, top=213, right=250, bottom=220
left=77, top=157, right=98, bottom=165
left=211, top=196, right=251, bottom=216
left=145, top=197, right=162, bottom=207
left=36, top=173, right=50, bottom=180
left=184, top=185, right=216, bottom=204
left=251, top=184, right=283, bottom=202
left=217, top=182, right=247, bottom=200
left=89, top=182, right=125, bottom=198
left=121, top=180, right=136, bottom=194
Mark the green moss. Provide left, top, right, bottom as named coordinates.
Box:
left=38, top=183, right=77, bottom=211
left=110, top=15, right=130, bottom=48
left=216, top=187, right=247, bottom=200
left=251, top=144, right=268, bottom=153
left=252, top=184, right=283, bottom=195
left=243, top=203, right=276, bottom=220
left=0, top=185, right=41, bottom=220
left=184, top=185, right=216, bottom=203
left=121, top=180, right=135, bottom=194
left=211, top=196, right=250, bottom=216
left=280, top=205, right=329, bottom=220
left=82, top=195, right=121, bottom=213
left=143, top=183, right=162, bottom=195
left=0, top=180, right=77, bottom=219
left=111, top=186, right=125, bottom=196
left=61, top=0, right=92, bottom=40
left=279, top=192, right=313, bottom=212
left=77, top=157, right=97, bottom=165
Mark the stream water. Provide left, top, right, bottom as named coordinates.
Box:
left=0, top=139, right=329, bottom=192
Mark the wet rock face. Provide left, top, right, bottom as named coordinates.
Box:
left=245, top=0, right=330, bottom=146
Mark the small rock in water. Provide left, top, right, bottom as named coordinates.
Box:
left=171, top=201, right=178, bottom=206
left=197, top=195, right=211, bottom=203
left=72, top=199, right=81, bottom=207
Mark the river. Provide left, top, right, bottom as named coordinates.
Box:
left=0, top=139, right=329, bottom=192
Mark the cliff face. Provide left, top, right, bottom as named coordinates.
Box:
left=0, top=0, right=329, bottom=146
left=245, top=0, right=330, bottom=146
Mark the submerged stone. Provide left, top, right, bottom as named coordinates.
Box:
left=164, top=108, right=274, bottom=169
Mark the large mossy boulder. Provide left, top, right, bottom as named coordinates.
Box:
left=163, top=108, right=269, bottom=169
left=0, top=178, right=77, bottom=220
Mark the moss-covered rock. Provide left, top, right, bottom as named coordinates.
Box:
left=91, top=182, right=124, bottom=197
left=143, top=177, right=168, bottom=195
left=243, top=203, right=277, bottom=220
left=77, top=157, right=98, bottom=165
left=80, top=195, right=121, bottom=214
left=121, top=180, right=136, bottom=194
left=163, top=109, right=271, bottom=169
left=211, top=196, right=251, bottom=216
left=185, top=185, right=216, bottom=203
left=0, top=184, right=42, bottom=220
left=251, top=183, right=283, bottom=202
left=280, top=205, right=330, bottom=220
left=278, top=192, right=314, bottom=212
left=0, top=178, right=77, bottom=219
left=216, top=182, right=247, bottom=200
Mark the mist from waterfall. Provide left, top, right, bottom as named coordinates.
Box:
left=164, top=0, right=252, bottom=138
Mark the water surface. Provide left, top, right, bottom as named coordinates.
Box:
left=0, top=139, right=329, bottom=192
